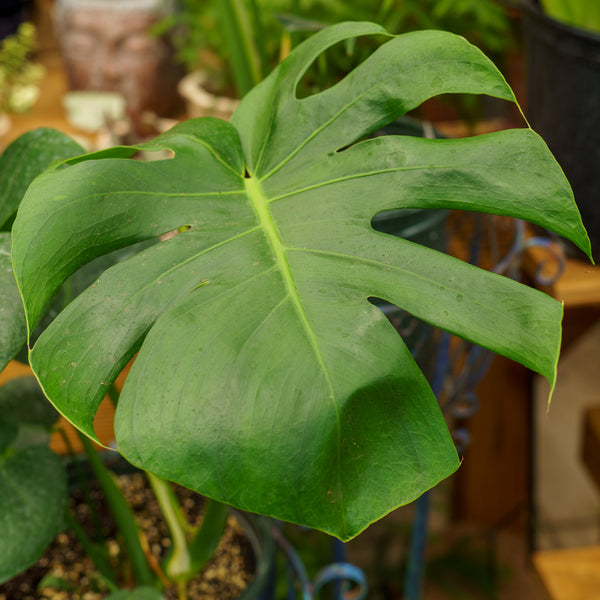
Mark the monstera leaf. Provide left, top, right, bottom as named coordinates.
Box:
left=12, top=23, right=589, bottom=540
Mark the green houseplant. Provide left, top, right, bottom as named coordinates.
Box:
left=171, top=0, right=277, bottom=118
left=1, top=20, right=591, bottom=597
left=171, top=0, right=514, bottom=126
left=537, top=0, right=600, bottom=31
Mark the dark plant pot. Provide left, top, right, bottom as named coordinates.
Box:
left=522, top=1, right=600, bottom=259
left=235, top=511, right=275, bottom=600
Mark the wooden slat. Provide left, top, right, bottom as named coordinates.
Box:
left=451, top=356, right=531, bottom=529
left=583, top=407, right=600, bottom=493
left=523, top=245, right=600, bottom=308
left=533, top=546, right=600, bottom=600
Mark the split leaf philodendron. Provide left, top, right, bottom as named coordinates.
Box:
left=11, top=22, right=590, bottom=541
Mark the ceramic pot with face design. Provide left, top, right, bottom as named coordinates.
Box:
left=55, top=0, right=184, bottom=117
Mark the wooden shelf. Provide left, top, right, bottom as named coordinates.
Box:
left=524, top=245, right=600, bottom=308
left=534, top=546, right=600, bottom=600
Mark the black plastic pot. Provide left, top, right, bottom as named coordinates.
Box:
left=522, top=1, right=600, bottom=258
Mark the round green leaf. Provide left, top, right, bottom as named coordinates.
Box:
left=0, top=413, right=18, bottom=454
left=0, top=128, right=84, bottom=230
left=0, top=446, right=67, bottom=583
left=0, top=129, right=84, bottom=369
left=0, top=232, right=26, bottom=370
left=0, top=376, right=59, bottom=429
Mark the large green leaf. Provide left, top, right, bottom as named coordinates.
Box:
left=11, top=23, right=589, bottom=540
left=0, top=445, right=67, bottom=584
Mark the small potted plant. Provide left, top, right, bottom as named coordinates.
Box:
left=1, top=20, right=591, bottom=598
left=0, top=22, right=45, bottom=137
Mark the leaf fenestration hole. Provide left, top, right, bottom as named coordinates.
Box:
left=159, top=225, right=191, bottom=242
left=369, top=297, right=441, bottom=384
left=136, top=149, right=175, bottom=161
left=371, top=208, right=448, bottom=252
left=294, top=34, right=389, bottom=100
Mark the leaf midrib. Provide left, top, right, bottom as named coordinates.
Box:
left=244, top=177, right=334, bottom=381
left=244, top=175, right=344, bottom=508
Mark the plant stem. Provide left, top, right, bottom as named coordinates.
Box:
left=187, top=499, right=229, bottom=573
left=217, top=0, right=265, bottom=96
left=146, top=471, right=229, bottom=582
left=77, top=432, right=156, bottom=588
left=146, top=471, right=193, bottom=580
left=177, top=580, right=188, bottom=600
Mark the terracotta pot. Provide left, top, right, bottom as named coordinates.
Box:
left=54, top=0, right=184, bottom=117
